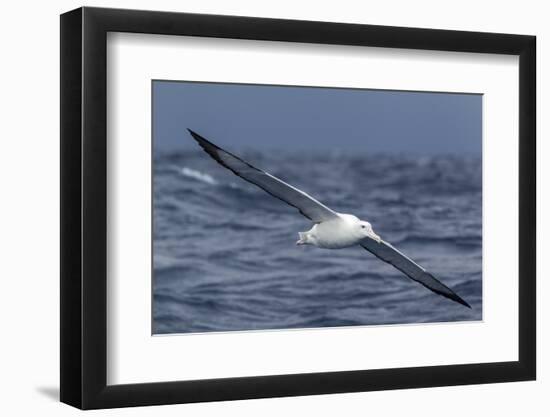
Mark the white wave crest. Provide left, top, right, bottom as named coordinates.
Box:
left=180, top=167, right=217, bottom=185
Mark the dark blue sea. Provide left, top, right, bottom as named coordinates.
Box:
left=153, top=150, right=482, bottom=334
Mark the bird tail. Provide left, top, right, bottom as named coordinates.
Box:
left=297, top=232, right=309, bottom=245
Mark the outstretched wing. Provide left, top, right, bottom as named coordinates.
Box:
left=187, top=129, right=338, bottom=223
left=360, top=238, right=471, bottom=308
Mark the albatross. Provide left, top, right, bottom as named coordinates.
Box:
left=186, top=129, right=471, bottom=308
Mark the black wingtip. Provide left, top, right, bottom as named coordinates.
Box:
left=422, top=272, right=471, bottom=309
left=186, top=128, right=217, bottom=149
left=451, top=294, right=472, bottom=309
left=187, top=128, right=200, bottom=138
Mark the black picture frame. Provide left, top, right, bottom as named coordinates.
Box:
left=60, top=6, right=536, bottom=410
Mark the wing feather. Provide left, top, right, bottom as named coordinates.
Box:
left=360, top=238, right=471, bottom=308
left=187, top=129, right=338, bottom=222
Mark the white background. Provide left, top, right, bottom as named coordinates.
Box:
left=0, top=0, right=545, bottom=416
left=108, top=33, right=518, bottom=384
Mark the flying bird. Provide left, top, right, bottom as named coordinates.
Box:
left=186, top=129, right=470, bottom=308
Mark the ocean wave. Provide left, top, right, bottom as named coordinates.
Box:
left=153, top=151, right=483, bottom=333
left=180, top=166, right=217, bottom=185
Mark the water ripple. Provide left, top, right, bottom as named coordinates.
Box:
left=153, top=151, right=482, bottom=334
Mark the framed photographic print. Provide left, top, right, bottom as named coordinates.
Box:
left=60, top=6, right=536, bottom=409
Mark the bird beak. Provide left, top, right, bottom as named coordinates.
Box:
left=369, top=231, right=382, bottom=243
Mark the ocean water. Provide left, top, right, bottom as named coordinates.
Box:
left=153, top=150, right=482, bottom=334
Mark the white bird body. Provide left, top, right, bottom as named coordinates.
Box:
left=186, top=129, right=471, bottom=308
left=297, top=213, right=380, bottom=249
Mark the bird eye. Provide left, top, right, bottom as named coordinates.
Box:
left=361, top=225, right=365, bottom=229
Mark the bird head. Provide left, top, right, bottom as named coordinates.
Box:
left=359, top=221, right=381, bottom=243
